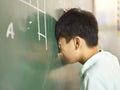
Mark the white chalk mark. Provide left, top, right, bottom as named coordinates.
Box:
left=40, top=0, right=48, bottom=83
left=37, top=32, right=46, bottom=38
left=6, top=22, right=15, bottom=39
left=29, top=21, right=32, bottom=24
left=19, top=0, right=48, bottom=50
left=37, top=0, right=41, bottom=41
left=27, top=27, right=30, bottom=30
left=43, top=0, right=48, bottom=50
left=19, top=0, right=45, bottom=14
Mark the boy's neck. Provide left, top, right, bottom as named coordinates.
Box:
left=81, top=46, right=99, bottom=64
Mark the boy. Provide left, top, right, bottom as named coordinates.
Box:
left=55, top=8, right=120, bottom=90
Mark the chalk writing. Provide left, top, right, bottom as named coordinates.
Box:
left=19, top=0, right=48, bottom=50
left=6, top=22, right=14, bottom=39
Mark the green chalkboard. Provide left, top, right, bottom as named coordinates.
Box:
left=0, top=0, right=64, bottom=90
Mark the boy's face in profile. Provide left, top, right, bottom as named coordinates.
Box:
left=58, top=37, right=81, bottom=63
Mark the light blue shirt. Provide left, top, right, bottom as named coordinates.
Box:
left=80, top=50, right=120, bottom=90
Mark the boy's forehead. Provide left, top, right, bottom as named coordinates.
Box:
left=58, top=37, right=66, bottom=43
left=58, top=37, right=64, bottom=42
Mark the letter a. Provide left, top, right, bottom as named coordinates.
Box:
left=6, top=22, right=15, bottom=39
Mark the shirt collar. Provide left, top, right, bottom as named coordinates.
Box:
left=80, top=50, right=103, bottom=77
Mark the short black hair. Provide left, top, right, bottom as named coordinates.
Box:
left=55, top=8, right=98, bottom=47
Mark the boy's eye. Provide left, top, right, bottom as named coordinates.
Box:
left=58, top=43, right=61, bottom=53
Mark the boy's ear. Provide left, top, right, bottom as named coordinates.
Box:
left=73, top=36, right=81, bottom=49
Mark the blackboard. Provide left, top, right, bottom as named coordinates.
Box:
left=0, top=0, right=62, bottom=90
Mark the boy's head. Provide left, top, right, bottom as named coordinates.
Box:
left=55, top=8, right=99, bottom=64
